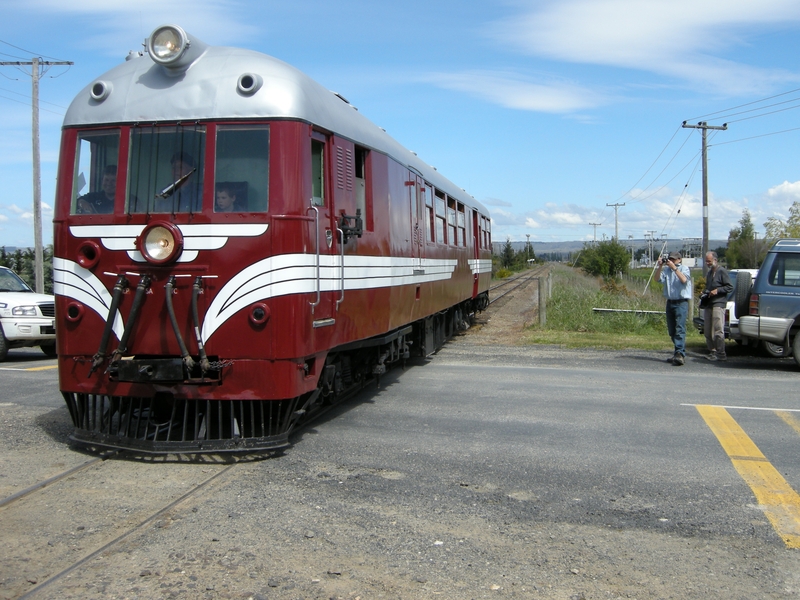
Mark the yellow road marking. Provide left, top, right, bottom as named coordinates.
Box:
left=24, top=365, right=58, bottom=371
left=777, top=411, right=800, bottom=437
left=697, top=404, right=800, bottom=548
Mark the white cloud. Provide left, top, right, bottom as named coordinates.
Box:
left=430, top=71, right=605, bottom=114
left=524, top=217, right=540, bottom=228
left=767, top=180, right=800, bottom=201
left=489, top=0, right=800, bottom=95
left=0, top=215, right=8, bottom=222
left=6, top=204, right=25, bottom=215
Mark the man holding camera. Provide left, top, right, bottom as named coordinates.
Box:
left=703, top=251, right=733, bottom=361
left=655, top=251, right=692, bottom=365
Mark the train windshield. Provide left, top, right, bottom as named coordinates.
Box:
left=127, top=125, right=206, bottom=214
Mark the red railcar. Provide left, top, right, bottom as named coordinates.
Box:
left=53, top=25, right=492, bottom=453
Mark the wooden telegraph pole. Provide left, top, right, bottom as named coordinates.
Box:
left=1, top=57, right=73, bottom=292
left=681, top=120, right=727, bottom=275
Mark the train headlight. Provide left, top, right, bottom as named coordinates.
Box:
left=148, top=25, right=189, bottom=65
left=147, top=25, right=207, bottom=70
left=139, top=222, right=184, bottom=264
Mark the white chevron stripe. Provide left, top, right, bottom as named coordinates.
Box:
left=53, top=257, right=125, bottom=340
left=69, top=223, right=268, bottom=262
left=201, top=255, right=458, bottom=342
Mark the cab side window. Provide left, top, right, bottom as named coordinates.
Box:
left=311, top=139, right=325, bottom=206
left=214, top=125, right=269, bottom=212
left=72, top=130, right=120, bottom=215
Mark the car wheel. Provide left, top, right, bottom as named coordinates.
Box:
left=40, top=344, right=57, bottom=357
left=764, top=341, right=790, bottom=358
left=793, top=336, right=800, bottom=369
left=734, top=271, right=752, bottom=320
left=0, top=326, right=7, bottom=362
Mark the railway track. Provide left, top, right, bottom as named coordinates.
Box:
left=0, top=381, right=380, bottom=599
left=0, top=451, right=239, bottom=599
left=488, top=266, right=546, bottom=305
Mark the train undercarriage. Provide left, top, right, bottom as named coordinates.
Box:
left=63, top=295, right=487, bottom=456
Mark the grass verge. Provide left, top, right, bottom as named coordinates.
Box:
left=524, top=263, right=706, bottom=352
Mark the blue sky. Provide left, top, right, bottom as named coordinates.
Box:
left=2, top=0, right=800, bottom=249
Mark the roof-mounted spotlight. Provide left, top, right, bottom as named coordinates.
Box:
left=147, top=24, right=208, bottom=71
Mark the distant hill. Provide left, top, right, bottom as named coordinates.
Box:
left=495, top=239, right=728, bottom=258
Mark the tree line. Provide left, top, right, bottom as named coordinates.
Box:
left=0, top=246, right=54, bottom=294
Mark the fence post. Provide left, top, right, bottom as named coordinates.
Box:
left=538, top=277, right=546, bottom=326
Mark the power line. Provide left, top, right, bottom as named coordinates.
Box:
left=0, top=86, right=68, bottom=108
left=0, top=39, right=69, bottom=63
left=711, top=125, right=800, bottom=147
left=686, top=87, right=800, bottom=122
left=0, top=93, right=65, bottom=116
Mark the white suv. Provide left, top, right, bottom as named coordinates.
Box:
left=0, top=266, right=56, bottom=361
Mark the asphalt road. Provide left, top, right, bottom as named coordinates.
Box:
left=1, top=344, right=799, bottom=599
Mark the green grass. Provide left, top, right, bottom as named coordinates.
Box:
left=524, top=263, right=705, bottom=351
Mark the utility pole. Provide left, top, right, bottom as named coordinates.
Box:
left=682, top=120, right=727, bottom=275
left=1, top=58, right=73, bottom=292
left=628, top=234, right=634, bottom=269
left=645, top=230, right=657, bottom=266
left=606, top=202, right=625, bottom=241
left=589, top=222, right=601, bottom=245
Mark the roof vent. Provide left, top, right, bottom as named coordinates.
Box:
left=90, top=80, right=112, bottom=102
left=237, top=73, right=263, bottom=96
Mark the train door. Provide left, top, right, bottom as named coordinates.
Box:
left=410, top=175, right=424, bottom=267
left=472, top=210, right=480, bottom=297
left=310, top=133, right=337, bottom=328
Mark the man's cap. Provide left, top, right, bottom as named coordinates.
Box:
left=668, top=251, right=682, bottom=260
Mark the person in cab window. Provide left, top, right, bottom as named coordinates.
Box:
left=155, top=152, right=201, bottom=212
left=77, top=165, right=116, bottom=214
left=215, top=183, right=241, bottom=212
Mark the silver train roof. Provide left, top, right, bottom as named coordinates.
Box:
left=64, top=26, right=487, bottom=216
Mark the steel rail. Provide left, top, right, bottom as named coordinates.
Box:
left=17, top=464, right=236, bottom=599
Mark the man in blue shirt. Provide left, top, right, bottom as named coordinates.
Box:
left=655, top=251, right=692, bottom=365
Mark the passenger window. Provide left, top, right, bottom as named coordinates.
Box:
left=72, top=130, right=120, bottom=215
left=447, top=197, right=457, bottom=246
left=457, top=203, right=466, bottom=247
left=311, top=139, right=325, bottom=206
left=424, top=183, right=434, bottom=242
left=435, top=189, right=446, bottom=244
left=215, top=125, right=269, bottom=212
left=128, top=125, right=206, bottom=213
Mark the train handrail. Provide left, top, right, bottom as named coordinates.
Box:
left=308, top=203, right=320, bottom=313
left=336, top=227, right=345, bottom=310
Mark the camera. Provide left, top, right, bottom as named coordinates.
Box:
left=660, top=254, right=670, bottom=263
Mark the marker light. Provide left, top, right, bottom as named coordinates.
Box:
left=139, top=222, right=183, bottom=264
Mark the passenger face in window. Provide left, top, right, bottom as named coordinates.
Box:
left=101, top=171, right=116, bottom=199
left=172, top=157, right=194, bottom=182
left=215, top=189, right=237, bottom=212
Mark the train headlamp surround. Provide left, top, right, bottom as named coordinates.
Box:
left=139, top=221, right=184, bottom=264
left=148, top=25, right=190, bottom=66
